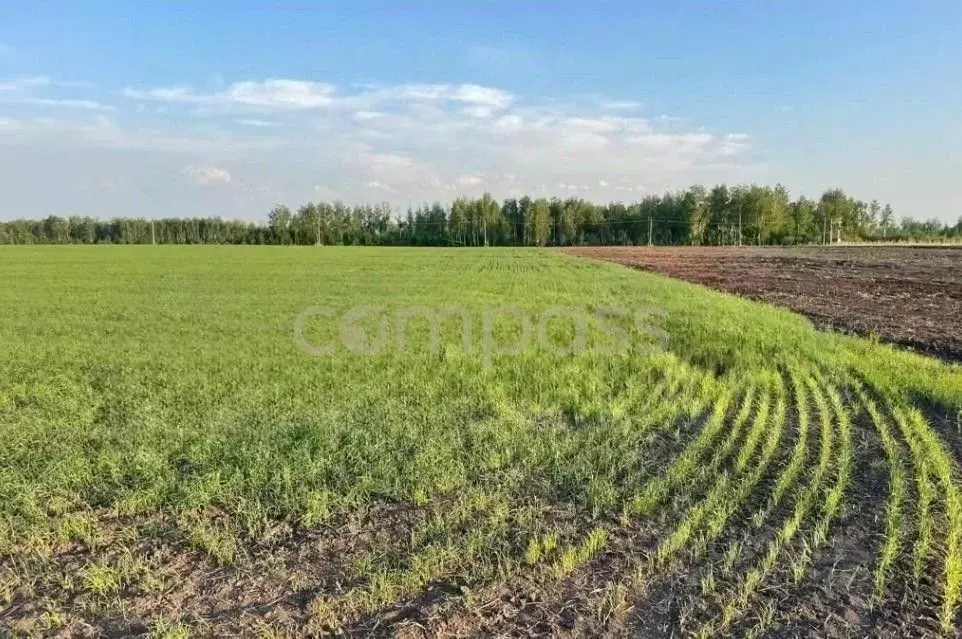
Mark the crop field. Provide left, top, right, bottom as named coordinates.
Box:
left=565, top=245, right=962, bottom=362
left=2, top=246, right=962, bottom=638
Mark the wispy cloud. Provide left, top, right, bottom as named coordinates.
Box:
left=234, top=118, right=280, bottom=128
left=182, top=165, right=232, bottom=186
left=23, top=97, right=115, bottom=111
left=0, top=76, right=52, bottom=92
left=0, top=115, right=286, bottom=155
left=600, top=99, right=643, bottom=111
left=124, top=79, right=338, bottom=110
left=0, top=74, right=760, bottom=218
left=353, top=110, right=387, bottom=121
left=124, top=79, right=515, bottom=114
left=457, top=175, right=484, bottom=187
left=0, top=76, right=114, bottom=112
left=364, top=180, right=396, bottom=193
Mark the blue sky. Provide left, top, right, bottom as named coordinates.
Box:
left=1, top=1, right=960, bottom=221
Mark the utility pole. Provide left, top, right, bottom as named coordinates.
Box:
left=648, top=216, right=653, bottom=247
left=738, top=202, right=743, bottom=246
left=151, top=219, right=155, bottom=245
left=315, top=214, right=320, bottom=246
left=756, top=204, right=761, bottom=245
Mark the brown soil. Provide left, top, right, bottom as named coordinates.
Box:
left=0, top=504, right=422, bottom=638
left=563, top=245, right=962, bottom=362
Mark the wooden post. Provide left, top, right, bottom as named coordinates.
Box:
left=738, top=203, right=743, bottom=246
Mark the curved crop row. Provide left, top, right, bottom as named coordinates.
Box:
left=857, top=387, right=910, bottom=598
left=696, top=373, right=843, bottom=636
left=654, top=374, right=784, bottom=568
left=766, top=369, right=812, bottom=513
left=891, top=403, right=962, bottom=632
left=623, top=386, right=736, bottom=518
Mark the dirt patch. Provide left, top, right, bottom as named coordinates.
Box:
left=564, top=246, right=962, bottom=362
left=0, top=503, right=422, bottom=637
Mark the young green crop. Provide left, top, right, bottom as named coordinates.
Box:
left=895, top=405, right=962, bottom=632
left=709, top=376, right=848, bottom=634
left=767, top=369, right=811, bottom=511
left=2, top=246, right=962, bottom=636
left=858, top=387, right=908, bottom=598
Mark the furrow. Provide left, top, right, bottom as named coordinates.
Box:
left=697, top=373, right=846, bottom=637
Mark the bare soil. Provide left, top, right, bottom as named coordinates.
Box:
left=564, top=245, right=962, bottom=362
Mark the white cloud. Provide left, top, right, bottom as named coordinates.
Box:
left=124, top=79, right=337, bottom=110
left=23, top=97, right=115, bottom=111
left=600, top=100, right=642, bottom=111
left=0, top=77, right=115, bottom=113
left=364, top=180, right=396, bottom=192
left=0, top=76, right=51, bottom=92
left=0, top=74, right=762, bottom=218
left=353, top=110, right=386, bottom=121
left=182, top=165, right=232, bottom=186
left=658, top=114, right=687, bottom=123
left=368, top=153, right=420, bottom=172
left=457, top=175, right=484, bottom=187
left=463, top=105, right=497, bottom=118
left=370, top=83, right=513, bottom=110
left=720, top=133, right=752, bottom=157
left=235, top=118, right=279, bottom=128
left=0, top=115, right=285, bottom=154
left=226, top=80, right=336, bottom=109
left=450, top=84, right=513, bottom=109
left=122, top=80, right=516, bottom=116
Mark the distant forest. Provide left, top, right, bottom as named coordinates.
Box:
left=3, top=185, right=960, bottom=246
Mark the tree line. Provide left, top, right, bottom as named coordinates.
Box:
left=2, top=185, right=960, bottom=246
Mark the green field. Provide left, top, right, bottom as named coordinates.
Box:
left=2, top=246, right=961, bottom=637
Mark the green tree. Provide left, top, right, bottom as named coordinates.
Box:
left=880, top=204, right=895, bottom=239
left=788, top=197, right=817, bottom=244
left=869, top=200, right=881, bottom=235
left=529, top=198, right=551, bottom=246
left=708, top=185, right=732, bottom=245
left=684, top=185, right=709, bottom=245
left=268, top=205, right=293, bottom=244
left=449, top=198, right=468, bottom=246
left=818, top=188, right=851, bottom=244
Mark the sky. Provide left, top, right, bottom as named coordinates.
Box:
left=1, top=1, right=960, bottom=222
